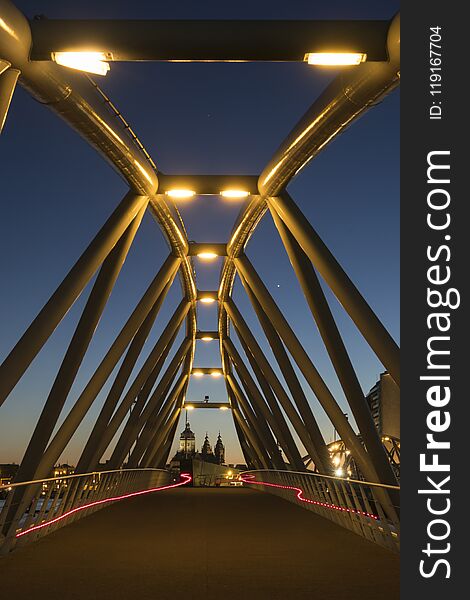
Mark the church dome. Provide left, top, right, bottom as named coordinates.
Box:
left=180, top=422, right=195, bottom=440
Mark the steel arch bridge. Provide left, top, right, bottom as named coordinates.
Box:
left=0, top=0, right=400, bottom=559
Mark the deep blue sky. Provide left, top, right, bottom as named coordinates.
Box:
left=0, top=0, right=399, bottom=465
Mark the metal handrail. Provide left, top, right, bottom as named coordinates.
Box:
left=0, top=468, right=186, bottom=555
left=241, top=469, right=401, bottom=491
left=0, top=468, right=167, bottom=490
left=240, top=469, right=400, bottom=553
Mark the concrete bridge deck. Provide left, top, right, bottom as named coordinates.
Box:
left=0, top=487, right=399, bottom=600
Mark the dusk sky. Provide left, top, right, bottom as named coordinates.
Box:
left=0, top=0, right=399, bottom=466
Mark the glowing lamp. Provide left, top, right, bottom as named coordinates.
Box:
left=52, top=52, right=111, bottom=76
left=219, top=406, right=229, bottom=411
left=165, top=189, right=196, bottom=199
left=185, top=405, right=195, bottom=410
left=210, top=371, right=222, bottom=378
left=199, top=296, right=216, bottom=304
left=201, top=336, right=214, bottom=342
left=197, top=252, right=218, bottom=260
left=192, top=371, right=204, bottom=377
left=305, top=52, right=367, bottom=66
left=220, top=189, right=250, bottom=199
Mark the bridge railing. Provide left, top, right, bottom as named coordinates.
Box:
left=0, top=468, right=185, bottom=554
left=240, top=470, right=400, bottom=553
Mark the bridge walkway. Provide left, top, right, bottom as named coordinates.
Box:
left=0, top=487, right=399, bottom=600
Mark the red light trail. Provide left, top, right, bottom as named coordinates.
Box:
left=240, top=474, right=378, bottom=520
left=16, top=473, right=192, bottom=538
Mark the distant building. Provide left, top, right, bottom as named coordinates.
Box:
left=201, top=433, right=214, bottom=459
left=169, top=427, right=228, bottom=470
left=214, top=433, right=225, bottom=465
left=366, top=372, right=400, bottom=439
left=0, top=463, right=18, bottom=487
left=179, top=422, right=196, bottom=458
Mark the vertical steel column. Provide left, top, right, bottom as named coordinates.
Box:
left=267, top=193, right=400, bottom=386
left=236, top=278, right=329, bottom=472
left=271, top=210, right=398, bottom=486
left=224, top=338, right=286, bottom=470
left=84, top=300, right=190, bottom=470
left=226, top=373, right=275, bottom=469
left=15, top=206, right=146, bottom=485
left=0, top=191, right=149, bottom=408
left=235, top=254, right=381, bottom=484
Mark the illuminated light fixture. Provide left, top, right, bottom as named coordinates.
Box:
left=201, top=336, right=214, bottom=342
left=334, top=468, right=344, bottom=477
left=211, top=371, right=222, bottom=378
left=199, top=296, right=216, bottom=304
left=220, top=189, right=250, bottom=199
left=52, top=52, right=111, bottom=76
left=305, top=52, right=367, bottom=66
left=165, top=189, right=196, bottom=199
left=219, top=406, right=229, bottom=411
left=185, top=405, right=195, bottom=410
left=193, top=371, right=204, bottom=377
left=197, top=252, right=218, bottom=261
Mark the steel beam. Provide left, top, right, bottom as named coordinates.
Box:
left=0, top=66, right=19, bottom=133
left=232, top=410, right=258, bottom=470
left=258, top=15, right=400, bottom=195
left=116, top=338, right=191, bottom=468
left=235, top=254, right=382, bottom=484
left=84, top=307, right=185, bottom=470
left=235, top=282, right=329, bottom=472
left=229, top=323, right=305, bottom=470
left=147, top=394, right=186, bottom=468
left=29, top=19, right=390, bottom=62
left=271, top=210, right=398, bottom=486
left=226, top=374, right=273, bottom=469
left=225, top=299, right=325, bottom=470
left=268, top=193, right=400, bottom=386
left=28, top=254, right=180, bottom=482
left=225, top=361, right=284, bottom=470
left=0, top=192, right=149, bottom=408
left=14, top=206, right=146, bottom=485
left=139, top=374, right=189, bottom=468
left=224, top=338, right=288, bottom=470
left=75, top=280, right=178, bottom=471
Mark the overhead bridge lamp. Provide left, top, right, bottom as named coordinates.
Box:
left=220, top=189, right=250, bottom=199
left=304, top=52, right=367, bottom=66
left=197, top=252, right=218, bottom=261
left=165, top=189, right=196, bottom=199
left=52, top=52, right=112, bottom=76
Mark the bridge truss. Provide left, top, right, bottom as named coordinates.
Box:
left=0, top=0, right=400, bottom=552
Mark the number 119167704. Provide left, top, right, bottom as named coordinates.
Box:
left=429, top=26, right=442, bottom=120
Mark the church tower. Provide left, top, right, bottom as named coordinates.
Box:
left=214, top=432, right=225, bottom=465
left=201, top=433, right=213, bottom=459
left=179, top=422, right=196, bottom=457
